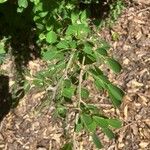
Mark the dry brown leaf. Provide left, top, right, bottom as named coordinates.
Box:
left=124, top=105, right=128, bottom=121
left=139, top=141, right=149, bottom=148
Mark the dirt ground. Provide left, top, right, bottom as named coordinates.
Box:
left=0, top=1, right=150, bottom=150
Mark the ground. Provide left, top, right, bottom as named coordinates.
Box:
left=0, top=1, right=150, bottom=150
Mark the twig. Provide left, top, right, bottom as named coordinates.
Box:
left=78, top=56, right=86, bottom=107
left=46, top=52, right=75, bottom=100
left=73, top=112, right=79, bottom=150
left=73, top=56, right=86, bottom=150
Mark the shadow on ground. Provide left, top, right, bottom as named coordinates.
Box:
left=0, top=1, right=40, bottom=121
left=79, top=0, right=114, bottom=19
left=0, top=75, right=12, bottom=121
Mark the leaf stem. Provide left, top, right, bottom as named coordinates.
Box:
left=46, top=52, right=75, bottom=100
left=78, top=56, right=86, bottom=107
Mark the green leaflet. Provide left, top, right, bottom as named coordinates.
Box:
left=109, top=92, right=122, bottom=107
left=96, top=47, right=108, bottom=56
left=106, top=58, right=122, bottom=73
left=66, top=24, right=90, bottom=39
left=75, top=117, right=83, bottom=132
left=62, top=86, right=75, bottom=99
left=81, top=113, right=96, bottom=132
left=92, top=133, right=103, bottom=149
left=107, top=119, right=122, bottom=128
left=42, top=49, right=59, bottom=61
left=57, top=40, right=69, bottom=49
left=81, top=88, right=89, bottom=99
left=46, top=31, right=57, bottom=44
left=83, top=43, right=93, bottom=55
left=18, top=0, right=28, bottom=8
left=93, top=116, right=108, bottom=128
left=107, top=83, right=124, bottom=101
left=101, top=128, right=115, bottom=139
left=0, top=0, right=7, bottom=3
left=56, top=105, right=67, bottom=118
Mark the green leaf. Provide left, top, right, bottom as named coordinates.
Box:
left=46, top=31, right=57, bottom=44
left=80, top=10, right=87, bottom=23
left=81, top=113, right=96, bottom=132
left=71, top=11, right=79, bottom=24
left=0, top=0, right=7, bottom=3
left=63, top=79, right=72, bottom=88
left=81, top=88, right=89, bottom=99
left=62, top=86, right=75, bottom=99
left=57, top=105, right=67, bottom=118
left=66, top=25, right=76, bottom=36
left=75, top=117, right=83, bottom=132
left=83, top=43, right=93, bottom=55
left=77, top=24, right=90, bottom=39
left=100, top=41, right=111, bottom=51
left=66, top=24, right=90, bottom=39
left=86, top=54, right=96, bottom=64
left=69, top=40, right=77, bottom=49
left=94, top=66, right=103, bottom=75
left=94, top=79, right=103, bottom=90
left=42, top=49, right=58, bottom=61
left=96, top=48, right=108, bottom=56
left=88, top=68, right=103, bottom=76
left=93, top=116, right=108, bottom=128
left=101, top=128, right=115, bottom=139
left=38, top=11, right=48, bottom=18
left=108, top=92, right=122, bottom=107
left=93, top=74, right=109, bottom=89
left=0, top=42, right=5, bottom=55
left=81, top=113, right=93, bottom=125
left=107, top=84, right=124, bottom=101
left=86, top=104, right=100, bottom=114
left=33, top=79, right=44, bottom=87
left=18, top=0, right=28, bottom=8
left=107, top=119, right=122, bottom=128
left=61, top=142, right=73, bottom=150
left=57, top=40, right=69, bottom=49
left=92, top=133, right=103, bottom=149
left=87, top=120, right=97, bottom=132
left=106, top=58, right=122, bottom=73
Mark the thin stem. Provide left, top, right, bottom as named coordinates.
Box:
left=73, top=112, right=79, bottom=150
left=46, top=52, right=75, bottom=100
left=78, top=56, right=86, bottom=107
left=73, top=57, right=86, bottom=150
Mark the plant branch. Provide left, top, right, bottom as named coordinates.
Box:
left=46, top=52, right=75, bottom=100
left=78, top=56, right=86, bottom=107
left=73, top=57, right=86, bottom=150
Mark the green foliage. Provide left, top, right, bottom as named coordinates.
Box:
left=92, top=133, right=103, bottom=149
left=0, top=0, right=125, bottom=149
left=0, top=37, right=7, bottom=64
left=0, top=0, right=7, bottom=3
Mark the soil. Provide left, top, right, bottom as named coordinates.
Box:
left=0, top=1, right=150, bottom=150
